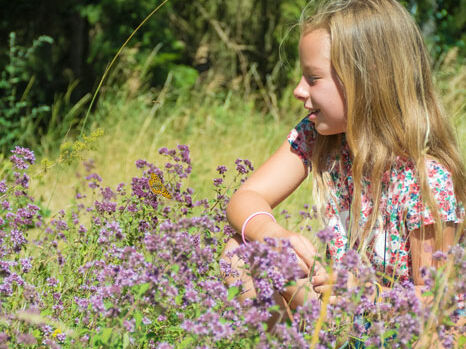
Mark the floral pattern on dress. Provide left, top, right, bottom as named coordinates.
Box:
left=288, top=115, right=464, bottom=282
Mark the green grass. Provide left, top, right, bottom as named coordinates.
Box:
left=30, top=51, right=465, bottom=243
left=30, top=75, right=317, bottom=235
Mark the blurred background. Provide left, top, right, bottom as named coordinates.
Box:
left=0, top=0, right=464, bottom=223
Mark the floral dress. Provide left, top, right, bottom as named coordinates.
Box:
left=288, top=115, right=464, bottom=282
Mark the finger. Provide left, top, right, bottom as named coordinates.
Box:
left=311, top=274, right=328, bottom=286
left=314, top=284, right=333, bottom=295
left=289, top=236, right=317, bottom=267
left=328, top=296, right=338, bottom=305
left=296, top=256, right=310, bottom=277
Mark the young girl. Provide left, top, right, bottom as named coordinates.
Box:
left=222, top=0, right=464, bottom=327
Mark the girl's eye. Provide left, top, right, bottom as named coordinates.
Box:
left=304, top=75, right=318, bottom=85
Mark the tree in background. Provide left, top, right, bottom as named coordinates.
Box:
left=0, top=0, right=464, bottom=153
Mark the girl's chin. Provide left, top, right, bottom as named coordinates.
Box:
left=315, top=124, right=346, bottom=136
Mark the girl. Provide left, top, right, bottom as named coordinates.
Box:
left=222, top=0, right=464, bottom=329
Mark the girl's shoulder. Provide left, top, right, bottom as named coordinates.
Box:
left=388, top=156, right=454, bottom=189
left=287, top=115, right=317, bottom=166
left=288, top=115, right=347, bottom=167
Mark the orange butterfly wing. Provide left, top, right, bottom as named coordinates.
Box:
left=148, top=173, right=172, bottom=199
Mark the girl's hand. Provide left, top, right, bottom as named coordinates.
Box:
left=284, top=231, right=318, bottom=276
left=311, top=268, right=332, bottom=296
left=311, top=269, right=357, bottom=301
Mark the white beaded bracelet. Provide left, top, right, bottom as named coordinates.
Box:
left=241, top=211, right=276, bottom=244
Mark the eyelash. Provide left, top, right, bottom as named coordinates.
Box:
left=304, top=75, right=318, bottom=85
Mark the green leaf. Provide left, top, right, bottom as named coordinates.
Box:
left=171, top=264, right=180, bottom=274
left=267, top=305, right=281, bottom=312
left=135, top=282, right=151, bottom=298
left=123, top=333, right=130, bottom=348
left=172, top=65, right=198, bottom=90
left=442, top=317, right=456, bottom=327
left=383, top=329, right=397, bottom=339
left=458, top=335, right=466, bottom=347
left=40, top=309, right=51, bottom=317
left=179, top=336, right=194, bottom=349
left=134, top=311, right=142, bottom=328
left=422, top=290, right=434, bottom=297
left=227, top=286, right=240, bottom=301
left=175, top=294, right=183, bottom=305
left=100, top=327, right=113, bottom=344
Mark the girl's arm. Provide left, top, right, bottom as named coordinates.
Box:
left=226, top=139, right=318, bottom=269
left=312, top=224, right=457, bottom=301
left=409, top=223, right=456, bottom=294
left=409, top=223, right=460, bottom=348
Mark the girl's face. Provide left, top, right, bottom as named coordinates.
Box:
left=294, top=29, right=346, bottom=135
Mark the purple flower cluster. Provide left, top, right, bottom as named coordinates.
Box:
left=9, top=146, right=35, bottom=170
left=0, top=145, right=464, bottom=348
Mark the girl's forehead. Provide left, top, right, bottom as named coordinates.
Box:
left=299, top=29, right=331, bottom=62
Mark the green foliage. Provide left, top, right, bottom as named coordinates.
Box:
left=0, top=0, right=464, bottom=156
left=0, top=33, right=53, bottom=153
left=401, top=0, right=465, bottom=61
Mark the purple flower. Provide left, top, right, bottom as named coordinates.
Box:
left=213, top=178, right=223, bottom=187
left=340, top=249, right=360, bottom=269
left=216, top=165, right=227, bottom=174
left=86, top=173, right=102, bottom=188
left=432, top=250, right=447, bottom=261
left=14, top=172, right=30, bottom=188
left=20, top=258, right=32, bottom=273
left=47, top=277, right=59, bottom=287
left=123, top=319, right=135, bottom=332
left=0, top=332, right=8, bottom=344
left=135, top=159, right=148, bottom=168
left=316, top=226, right=335, bottom=243
left=0, top=180, right=6, bottom=193
left=56, top=333, right=66, bottom=343
left=83, top=159, right=95, bottom=172
left=158, top=147, right=169, bottom=155
left=10, top=146, right=35, bottom=169
left=17, top=333, right=37, bottom=345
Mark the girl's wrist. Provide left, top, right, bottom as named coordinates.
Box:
left=242, top=217, right=288, bottom=243
left=255, top=220, right=289, bottom=242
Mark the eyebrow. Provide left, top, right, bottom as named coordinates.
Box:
left=301, top=65, right=325, bottom=75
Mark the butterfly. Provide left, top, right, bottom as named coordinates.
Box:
left=148, top=173, right=172, bottom=199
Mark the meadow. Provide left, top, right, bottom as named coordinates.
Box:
left=1, top=16, right=465, bottom=349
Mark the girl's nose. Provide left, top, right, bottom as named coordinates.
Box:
left=293, top=77, right=309, bottom=101
left=293, top=77, right=312, bottom=106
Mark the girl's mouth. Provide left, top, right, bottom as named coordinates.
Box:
left=308, top=110, right=320, bottom=121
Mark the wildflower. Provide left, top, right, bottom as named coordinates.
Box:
left=316, top=226, right=336, bottom=243
left=123, top=319, right=135, bottom=332
left=432, top=250, right=447, bottom=261
left=216, top=165, right=227, bottom=174
left=47, top=277, right=59, bottom=288
left=0, top=180, right=7, bottom=193
left=10, top=146, right=35, bottom=169
left=85, top=173, right=102, bottom=188
left=20, top=258, right=32, bottom=273
left=17, top=333, right=37, bottom=345
left=51, top=328, right=61, bottom=338
left=213, top=178, right=223, bottom=187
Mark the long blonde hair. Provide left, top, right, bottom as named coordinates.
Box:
left=302, top=0, right=465, bottom=250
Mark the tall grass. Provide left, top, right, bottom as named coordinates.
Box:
left=30, top=48, right=465, bottom=241
left=30, top=64, right=315, bottom=236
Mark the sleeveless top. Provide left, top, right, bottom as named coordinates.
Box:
left=288, top=115, right=464, bottom=281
